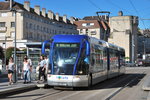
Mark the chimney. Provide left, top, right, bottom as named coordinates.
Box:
left=34, top=5, right=40, bottom=15
left=63, top=14, right=67, bottom=23
left=70, top=17, right=74, bottom=24
left=9, top=0, right=13, bottom=10
left=42, top=8, right=46, bottom=17
left=118, top=11, right=123, bottom=16
left=48, top=10, right=54, bottom=19
left=24, top=1, right=30, bottom=11
left=55, top=13, right=59, bottom=21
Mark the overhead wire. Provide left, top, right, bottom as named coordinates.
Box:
left=106, top=0, right=133, bottom=14
left=87, top=0, right=103, bottom=11
left=128, top=0, right=146, bottom=29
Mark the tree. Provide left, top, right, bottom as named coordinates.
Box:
left=6, top=47, right=20, bottom=61
left=0, top=46, right=4, bottom=60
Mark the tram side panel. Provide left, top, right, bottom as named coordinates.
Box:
left=107, top=48, right=120, bottom=79
left=119, top=51, right=126, bottom=75
left=89, top=44, right=107, bottom=85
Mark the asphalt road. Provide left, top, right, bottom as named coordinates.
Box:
left=2, top=67, right=150, bottom=100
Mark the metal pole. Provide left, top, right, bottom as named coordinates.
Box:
left=14, top=10, right=17, bottom=83
left=5, top=37, right=6, bottom=70
left=143, top=41, right=146, bottom=60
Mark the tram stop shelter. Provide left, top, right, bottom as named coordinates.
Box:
left=16, top=42, right=50, bottom=81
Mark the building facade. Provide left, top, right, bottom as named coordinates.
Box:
left=0, top=0, right=78, bottom=49
left=137, top=29, right=150, bottom=57
left=109, top=12, right=139, bottom=63
left=74, top=16, right=110, bottom=41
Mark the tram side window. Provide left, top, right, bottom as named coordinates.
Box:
left=109, top=49, right=118, bottom=68
left=103, top=48, right=107, bottom=69
left=120, top=51, right=125, bottom=67
left=94, top=45, right=104, bottom=71
left=76, top=43, right=89, bottom=75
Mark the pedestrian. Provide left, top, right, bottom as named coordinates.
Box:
left=44, top=55, right=49, bottom=81
left=6, top=57, right=15, bottom=85
left=38, top=55, right=46, bottom=83
left=24, top=55, right=32, bottom=83
left=23, top=57, right=30, bottom=84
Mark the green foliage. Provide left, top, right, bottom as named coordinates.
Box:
left=6, top=47, right=20, bottom=60
left=0, top=46, right=4, bottom=60
left=125, top=57, right=130, bottom=59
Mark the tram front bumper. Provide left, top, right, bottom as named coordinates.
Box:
left=47, top=75, right=89, bottom=87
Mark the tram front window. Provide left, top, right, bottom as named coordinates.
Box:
left=52, top=43, right=80, bottom=75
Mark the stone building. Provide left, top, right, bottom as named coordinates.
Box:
left=109, top=11, right=139, bottom=63
left=0, top=0, right=78, bottom=49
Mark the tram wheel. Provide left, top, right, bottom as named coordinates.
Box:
left=88, top=74, right=92, bottom=88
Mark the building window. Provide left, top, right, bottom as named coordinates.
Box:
left=10, top=31, right=15, bottom=38
left=80, top=29, right=83, bottom=33
left=1, top=13, right=7, bottom=17
left=86, top=29, right=88, bottom=34
left=82, top=23, right=94, bottom=27
left=29, top=23, right=32, bottom=29
left=11, top=22, right=15, bottom=27
left=29, top=32, right=33, bottom=39
left=91, top=31, right=96, bottom=35
left=0, top=22, right=5, bottom=27
left=26, top=22, right=28, bottom=29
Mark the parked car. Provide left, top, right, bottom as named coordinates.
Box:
left=125, top=62, right=135, bottom=67
left=137, top=59, right=143, bottom=66
left=143, top=60, right=150, bottom=67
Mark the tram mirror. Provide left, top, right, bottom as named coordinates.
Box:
left=84, top=57, right=90, bottom=64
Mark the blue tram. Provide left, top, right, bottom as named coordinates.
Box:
left=42, top=35, right=125, bottom=87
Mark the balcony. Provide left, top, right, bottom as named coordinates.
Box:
left=0, top=27, right=7, bottom=32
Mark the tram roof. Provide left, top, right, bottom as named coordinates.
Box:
left=52, top=35, right=89, bottom=43
left=51, top=35, right=124, bottom=51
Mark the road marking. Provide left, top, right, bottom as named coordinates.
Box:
left=103, top=72, right=145, bottom=100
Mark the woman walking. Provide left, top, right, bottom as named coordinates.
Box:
left=6, top=57, right=15, bottom=85
left=38, top=55, right=46, bottom=83
left=23, top=58, right=30, bottom=84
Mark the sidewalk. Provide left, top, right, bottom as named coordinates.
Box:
left=0, top=79, right=38, bottom=97
left=143, top=76, right=150, bottom=91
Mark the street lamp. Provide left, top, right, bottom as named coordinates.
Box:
left=143, top=40, right=146, bottom=60
left=10, top=8, right=17, bottom=83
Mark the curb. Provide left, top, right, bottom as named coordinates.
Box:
left=0, top=84, right=37, bottom=98
left=142, top=76, right=150, bottom=91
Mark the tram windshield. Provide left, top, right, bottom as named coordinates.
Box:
left=52, top=43, right=80, bottom=75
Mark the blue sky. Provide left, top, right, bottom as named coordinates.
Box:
left=1, top=0, right=150, bottom=29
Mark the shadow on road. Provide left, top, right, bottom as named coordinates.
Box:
left=75, top=73, right=146, bottom=91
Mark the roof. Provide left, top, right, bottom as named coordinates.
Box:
left=74, top=20, right=101, bottom=29
left=83, top=16, right=109, bottom=21
left=74, top=19, right=110, bottom=30
left=0, top=1, right=75, bottom=25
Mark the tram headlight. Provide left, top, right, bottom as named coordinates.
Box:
left=58, top=60, right=64, bottom=67
left=78, top=71, right=83, bottom=74
left=48, top=70, right=51, bottom=73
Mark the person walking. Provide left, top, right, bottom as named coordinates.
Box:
left=24, top=55, right=32, bottom=83
left=6, top=57, right=15, bottom=85
left=44, top=55, right=49, bottom=81
left=23, top=58, right=30, bottom=84
left=38, top=55, right=46, bottom=83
